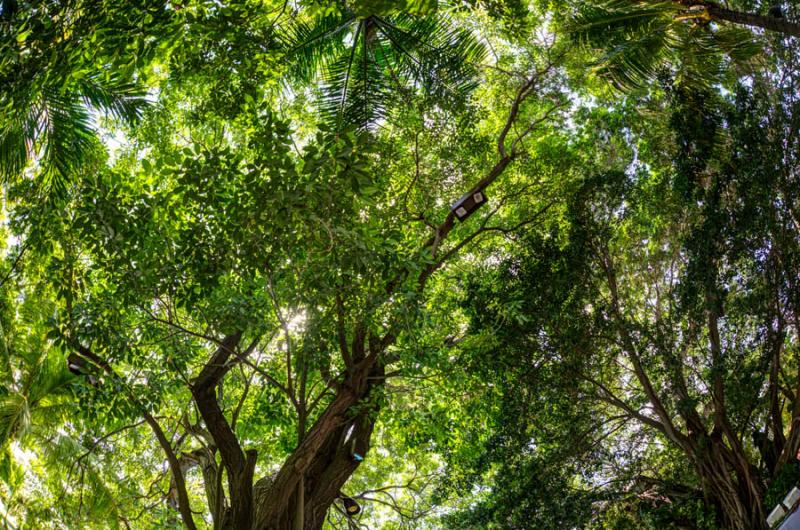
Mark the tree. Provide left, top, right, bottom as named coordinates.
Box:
left=443, top=49, right=800, bottom=529
left=0, top=0, right=174, bottom=192
left=279, top=0, right=486, bottom=127
left=566, top=0, right=797, bottom=89
left=0, top=1, right=797, bottom=528
left=0, top=1, right=569, bottom=524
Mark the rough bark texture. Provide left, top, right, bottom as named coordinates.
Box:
left=708, top=5, right=800, bottom=38
left=251, top=362, right=385, bottom=529
left=190, top=332, right=260, bottom=530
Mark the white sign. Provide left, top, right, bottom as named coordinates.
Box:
left=768, top=505, right=787, bottom=527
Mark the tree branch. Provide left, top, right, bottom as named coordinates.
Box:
left=72, top=345, right=198, bottom=529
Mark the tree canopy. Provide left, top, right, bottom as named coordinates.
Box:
left=0, top=1, right=799, bottom=529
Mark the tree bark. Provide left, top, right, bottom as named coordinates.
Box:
left=302, top=375, right=380, bottom=529
left=707, top=5, right=800, bottom=38
left=191, top=332, right=259, bottom=530
left=251, top=362, right=385, bottom=529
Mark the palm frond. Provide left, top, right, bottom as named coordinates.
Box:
left=318, top=20, right=392, bottom=127
left=569, top=0, right=681, bottom=43
left=0, top=393, right=30, bottom=447
left=0, top=121, right=28, bottom=180
left=77, top=72, right=148, bottom=124
left=593, top=21, right=674, bottom=89
left=27, top=352, right=73, bottom=406
left=670, top=24, right=725, bottom=88
left=279, top=8, right=485, bottom=128
left=570, top=1, right=680, bottom=89
left=569, top=0, right=763, bottom=91
left=39, top=432, right=122, bottom=526
left=0, top=74, right=147, bottom=191
left=712, top=25, right=762, bottom=64
left=0, top=92, right=38, bottom=180
left=0, top=349, right=71, bottom=449
left=377, top=14, right=486, bottom=99
left=37, top=88, right=99, bottom=195
left=281, top=12, right=357, bottom=83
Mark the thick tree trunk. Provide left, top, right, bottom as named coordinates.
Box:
left=708, top=5, right=800, bottom=38
left=184, top=332, right=391, bottom=529
left=688, top=434, right=767, bottom=530
left=251, top=363, right=385, bottom=530
left=302, top=407, right=377, bottom=529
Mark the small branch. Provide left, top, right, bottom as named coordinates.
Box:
left=74, top=419, right=148, bottom=468
left=232, top=363, right=254, bottom=431
left=72, top=345, right=198, bottom=530
left=0, top=239, right=29, bottom=289
left=433, top=200, right=556, bottom=273
left=336, top=293, right=352, bottom=369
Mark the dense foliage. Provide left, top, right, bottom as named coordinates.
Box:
left=1, top=1, right=799, bottom=529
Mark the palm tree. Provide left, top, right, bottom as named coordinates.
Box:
left=0, top=337, right=125, bottom=526
left=0, top=350, right=72, bottom=451
left=0, top=0, right=150, bottom=194
left=280, top=2, right=486, bottom=128
left=0, top=74, right=146, bottom=194
left=569, top=0, right=799, bottom=90
left=695, top=0, right=800, bottom=37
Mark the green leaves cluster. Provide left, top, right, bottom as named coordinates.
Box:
left=0, top=0, right=798, bottom=529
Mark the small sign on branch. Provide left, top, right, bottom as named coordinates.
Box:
left=451, top=189, right=487, bottom=222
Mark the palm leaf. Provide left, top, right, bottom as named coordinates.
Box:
left=318, top=20, right=392, bottom=126
left=568, top=0, right=761, bottom=91
left=279, top=8, right=485, bottom=128
left=0, top=75, right=147, bottom=193
left=27, top=351, right=73, bottom=406
left=377, top=14, right=486, bottom=100
left=38, top=88, right=99, bottom=195
left=592, top=21, right=674, bottom=89
left=0, top=393, right=30, bottom=447
left=712, top=25, right=762, bottom=64
left=281, top=12, right=357, bottom=83
left=77, top=72, right=148, bottom=124
left=39, top=432, right=122, bottom=527
left=570, top=0, right=681, bottom=42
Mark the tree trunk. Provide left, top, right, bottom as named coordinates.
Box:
left=251, top=362, right=385, bottom=529
left=708, top=5, right=800, bottom=38
left=302, top=407, right=377, bottom=529
left=689, top=434, right=767, bottom=530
